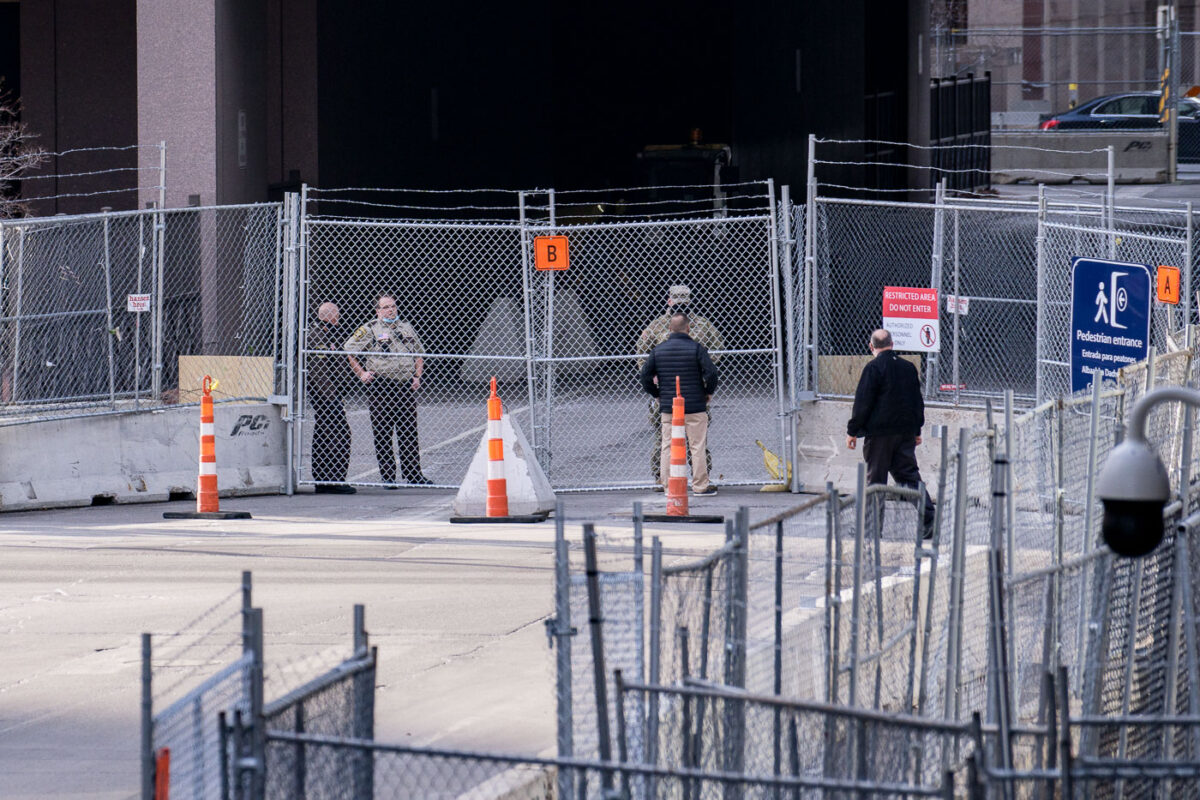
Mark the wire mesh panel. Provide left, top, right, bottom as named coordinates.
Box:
left=939, top=205, right=1040, bottom=402
left=528, top=212, right=785, bottom=489
left=632, top=683, right=967, bottom=796
left=263, top=655, right=376, bottom=800
left=657, top=545, right=734, bottom=691
left=813, top=200, right=935, bottom=396
left=0, top=212, right=155, bottom=410
left=744, top=499, right=831, bottom=701
left=299, top=219, right=528, bottom=488
left=264, top=730, right=958, bottom=800
left=569, top=571, right=646, bottom=765
left=154, top=204, right=284, bottom=403
left=153, top=653, right=252, bottom=800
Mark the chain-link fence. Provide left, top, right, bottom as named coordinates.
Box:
left=802, top=182, right=1196, bottom=408
left=0, top=202, right=287, bottom=423
left=936, top=26, right=1169, bottom=129
left=297, top=184, right=788, bottom=491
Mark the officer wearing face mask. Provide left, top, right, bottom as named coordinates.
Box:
left=345, top=293, right=433, bottom=486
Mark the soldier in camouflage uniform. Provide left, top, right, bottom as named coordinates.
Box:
left=635, top=285, right=724, bottom=488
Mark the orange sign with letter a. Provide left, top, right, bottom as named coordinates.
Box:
left=534, top=236, right=569, bottom=271
left=1157, top=265, right=1181, bottom=305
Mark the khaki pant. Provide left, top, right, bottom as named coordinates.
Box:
left=660, top=412, right=711, bottom=492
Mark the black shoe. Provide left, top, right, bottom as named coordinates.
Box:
left=652, top=485, right=665, bottom=493
left=693, top=486, right=718, bottom=496
left=383, top=483, right=399, bottom=490
left=409, top=475, right=434, bottom=485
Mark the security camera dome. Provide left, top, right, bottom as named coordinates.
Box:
left=1096, top=439, right=1170, bottom=557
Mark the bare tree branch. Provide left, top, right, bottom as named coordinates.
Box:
left=0, top=83, right=49, bottom=219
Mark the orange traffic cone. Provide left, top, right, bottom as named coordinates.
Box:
left=198, top=375, right=219, bottom=513
left=644, top=376, right=723, bottom=524
left=486, top=377, right=509, bottom=518
left=448, top=377, right=551, bottom=524
left=164, top=375, right=251, bottom=520
left=666, top=376, right=689, bottom=517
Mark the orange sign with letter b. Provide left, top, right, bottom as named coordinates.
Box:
left=534, top=236, right=569, bottom=271
left=1157, top=265, right=1181, bottom=305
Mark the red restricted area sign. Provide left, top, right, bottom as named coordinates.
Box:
left=882, top=286, right=940, bottom=353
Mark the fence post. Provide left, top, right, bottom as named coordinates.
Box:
left=1058, top=666, right=1074, bottom=800
left=102, top=209, right=116, bottom=408
left=351, top=606, right=374, bottom=800
left=551, top=499, right=573, bottom=800
left=918, top=426, right=951, bottom=721
left=582, top=524, right=614, bottom=791
left=647, top=537, right=662, bottom=767
left=927, top=179, right=946, bottom=399
left=780, top=184, right=803, bottom=493
left=849, top=462, right=867, bottom=711
left=142, top=632, right=154, bottom=800
left=13, top=225, right=24, bottom=402
left=767, top=179, right=790, bottom=484
left=824, top=481, right=840, bottom=706
left=1186, top=202, right=1194, bottom=348
left=281, top=193, right=300, bottom=495
left=780, top=183, right=798, bottom=404
left=516, top=191, right=542, bottom=468
left=153, top=142, right=167, bottom=401
left=806, top=134, right=819, bottom=397
left=1076, top=379, right=1103, bottom=670
left=246, top=608, right=265, bottom=800
left=951, top=206, right=962, bottom=405
left=1080, top=554, right=1115, bottom=757
left=773, top=517, right=784, bottom=790
left=944, top=428, right=971, bottom=728
left=613, top=669, right=630, bottom=799
left=1035, top=185, right=1047, bottom=403
left=1106, top=146, right=1116, bottom=254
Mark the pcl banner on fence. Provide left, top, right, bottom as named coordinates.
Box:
left=882, top=286, right=939, bottom=352
left=1070, top=257, right=1151, bottom=393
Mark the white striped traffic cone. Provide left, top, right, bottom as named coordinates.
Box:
left=666, top=376, right=689, bottom=517
left=163, top=375, right=251, bottom=520
left=197, top=375, right=219, bottom=513
left=486, top=377, right=509, bottom=518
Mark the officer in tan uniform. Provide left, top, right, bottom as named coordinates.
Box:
left=635, top=285, right=724, bottom=488
left=345, top=294, right=432, bottom=486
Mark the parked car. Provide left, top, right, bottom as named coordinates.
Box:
left=1039, top=91, right=1200, bottom=162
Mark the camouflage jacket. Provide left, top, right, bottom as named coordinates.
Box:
left=636, top=313, right=724, bottom=370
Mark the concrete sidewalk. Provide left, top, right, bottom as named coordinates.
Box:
left=0, top=484, right=812, bottom=799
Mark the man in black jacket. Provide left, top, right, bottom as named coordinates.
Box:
left=308, top=302, right=356, bottom=494
left=640, top=313, right=720, bottom=495
left=846, top=329, right=934, bottom=535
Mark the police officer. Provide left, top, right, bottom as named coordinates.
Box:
left=345, top=294, right=432, bottom=486
left=635, top=285, right=724, bottom=489
left=308, top=302, right=355, bottom=494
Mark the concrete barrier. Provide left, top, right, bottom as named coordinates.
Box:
left=793, top=398, right=987, bottom=497
left=0, top=402, right=286, bottom=511
left=992, top=131, right=1168, bottom=184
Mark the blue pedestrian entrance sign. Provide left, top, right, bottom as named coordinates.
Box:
left=1070, top=257, right=1151, bottom=393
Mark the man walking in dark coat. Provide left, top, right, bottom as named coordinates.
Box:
left=846, top=328, right=935, bottom=535
left=308, top=302, right=356, bottom=494
left=640, top=312, right=720, bottom=495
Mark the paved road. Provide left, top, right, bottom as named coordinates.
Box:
left=0, top=485, right=813, bottom=799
